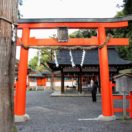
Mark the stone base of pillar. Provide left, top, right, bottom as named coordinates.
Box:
left=14, top=114, right=30, bottom=122
left=97, top=114, right=116, bottom=121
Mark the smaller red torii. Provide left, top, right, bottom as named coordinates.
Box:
left=15, top=16, right=130, bottom=122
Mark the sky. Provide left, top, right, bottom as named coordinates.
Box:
left=16, top=0, right=123, bottom=61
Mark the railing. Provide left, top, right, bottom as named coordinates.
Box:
left=110, top=81, right=132, bottom=118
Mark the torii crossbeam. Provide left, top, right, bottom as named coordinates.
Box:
left=15, top=16, right=131, bottom=122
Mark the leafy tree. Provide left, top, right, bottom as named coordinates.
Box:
left=115, top=10, right=125, bottom=17
left=114, top=0, right=132, bottom=61
left=69, top=29, right=97, bottom=38
left=39, top=49, right=52, bottom=71
left=29, top=49, right=52, bottom=72
left=123, top=0, right=132, bottom=15
left=29, top=56, right=38, bottom=70
left=70, top=30, right=84, bottom=38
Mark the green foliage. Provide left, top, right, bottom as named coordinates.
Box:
left=69, top=29, right=97, bottom=38
left=40, top=49, right=53, bottom=69
left=123, top=0, right=132, bottom=15
left=29, top=49, right=52, bottom=71
left=115, top=11, right=125, bottom=17
left=70, top=30, right=84, bottom=38
left=36, top=64, right=45, bottom=72
left=113, top=0, right=132, bottom=61
left=117, top=46, right=132, bottom=60
left=29, top=56, right=38, bottom=70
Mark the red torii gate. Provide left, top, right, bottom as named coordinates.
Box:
left=15, top=17, right=129, bottom=122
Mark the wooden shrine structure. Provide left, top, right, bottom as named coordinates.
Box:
left=48, top=48, right=132, bottom=93
left=15, top=16, right=132, bottom=121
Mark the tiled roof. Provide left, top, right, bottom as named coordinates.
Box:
left=54, top=48, right=132, bottom=66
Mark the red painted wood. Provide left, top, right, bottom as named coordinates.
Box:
left=98, top=26, right=112, bottom=116
left=15, top=28, right=30, bottom=116
left=17, top=37, right=128, bottom=46
left=18, top=21, right=128, bottom=29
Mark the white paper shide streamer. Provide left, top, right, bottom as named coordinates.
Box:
left=37, top=50, right=41, bottom=66
left=80, top=50, right=86, bottom=67
left=12, top=24, right=16, bottom=42
left=54, top=50, right=59, bottom=67
left=69, top=50, right=75, bottom=67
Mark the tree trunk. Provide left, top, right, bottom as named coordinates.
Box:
left=0, top=0, right=17, bottom=132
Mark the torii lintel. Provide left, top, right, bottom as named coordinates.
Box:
left=16, top=16, right=132, bottom=47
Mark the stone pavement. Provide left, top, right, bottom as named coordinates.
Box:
left=16, top=90, right=132, bottom=132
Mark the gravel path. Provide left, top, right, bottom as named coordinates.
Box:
left=16, top=90, right=132, bottom=132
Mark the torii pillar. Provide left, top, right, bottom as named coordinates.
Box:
left=97, top=25, right=115, bottom=120
left=14, top=28, right=30, bottom=122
